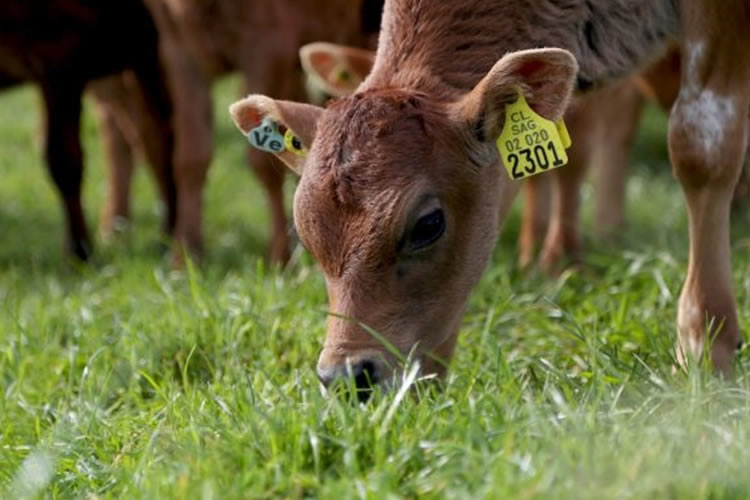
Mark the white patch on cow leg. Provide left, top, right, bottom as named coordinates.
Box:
left=680, top=91, right=736, bottom=156
left=676, top=41, right=737, bottom=157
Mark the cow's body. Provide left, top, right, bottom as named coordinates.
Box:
left=367, top=1, right=679, bottom=95
left=0, top=0, right=175, bottom=259
left=231, top=0, right=750, bottom=391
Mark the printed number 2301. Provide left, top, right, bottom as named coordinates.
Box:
left=507, top=141, right=564, bottom=180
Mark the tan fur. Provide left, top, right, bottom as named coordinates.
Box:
left=231, top=0, right=750, bottom=384
left=367, top=0, right=678, bottom=93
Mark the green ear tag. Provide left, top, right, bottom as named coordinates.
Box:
left=496, top=93, right=571, bottom=180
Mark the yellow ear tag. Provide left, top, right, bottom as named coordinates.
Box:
left=284, top=129, right=308, bottom=157
left=496, top=93, right=571, bottom=180
left=555, top=119, right=572, bottom=149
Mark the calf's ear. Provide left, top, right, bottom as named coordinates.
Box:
left=454, top=48, right=578, bottom=143
left=229, top=95, right=323, bottom=175
left=300, top=42, right=376, bottom=98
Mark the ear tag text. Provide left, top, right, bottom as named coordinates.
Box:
left=247, top=118, right=286, bottom=153
left=496, top=93, right=571, bottom=180
left=284, top=129, right=308, bottom=157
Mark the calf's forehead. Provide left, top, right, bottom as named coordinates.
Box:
left=293, top=92, right=471, bottom=276
left=294, top=173, right=406, bottom=280
left=313, top=92, right=454, bottom=168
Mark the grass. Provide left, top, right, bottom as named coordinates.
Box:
left=2, top=78, right=750, bottom=499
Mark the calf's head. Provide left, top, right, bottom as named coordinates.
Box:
left=230, top=48, right=577, bottom=394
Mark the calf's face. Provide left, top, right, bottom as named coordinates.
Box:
left=230, top=48, right=577, bottom=395
left=297, top=91, right=507, bottom=388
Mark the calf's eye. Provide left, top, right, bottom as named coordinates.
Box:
left=409, top=209, right=445, bottom=251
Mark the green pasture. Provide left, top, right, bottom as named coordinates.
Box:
left=2, top=78, right=750, bottom=499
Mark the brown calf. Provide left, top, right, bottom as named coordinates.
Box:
left=93, top=0, right=383, bottom=264
left=0, top=0, right=175, bottom=260
left=231, top=0, right=749, bottom=392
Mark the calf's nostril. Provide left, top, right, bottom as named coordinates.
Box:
left=318, top=360, right=379, bottom=402
left=353, top=360, right=378, bottom=392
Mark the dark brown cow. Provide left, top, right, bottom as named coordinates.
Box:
left=0, top=0, right=175, bottom=260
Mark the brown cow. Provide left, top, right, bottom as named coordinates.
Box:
left=93, top=0, right=384, bottom=265
left=0, top=0, right=175, bottom=260
left=231, top=0, right=749, bottom=396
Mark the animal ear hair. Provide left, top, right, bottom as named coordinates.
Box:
left=455, top=48, right=578, bottom=143
left=229, top=95, right=324, bottom=175
left=300, top=42, right=375, bottom=100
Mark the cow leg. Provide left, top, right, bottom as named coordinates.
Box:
left=161, top=42, right=213, bottom=265
left=593, top=82, right=643, bottom=238
left=129, top=55, right=178, bottom=238
left=731, top=138, right=750, bottom=210
left=171, top=75, right=212, bottom=264
left=538, top=148, right=588, bottom=274
left=670, top=10, right=750, bottom=372
left=41, top=80, right=92, bottom=260
left=538, top=100, right=594, bottom=275
left=518, top=175, right=551, bottom=270
left=91, top=78, right=136, bottom=239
